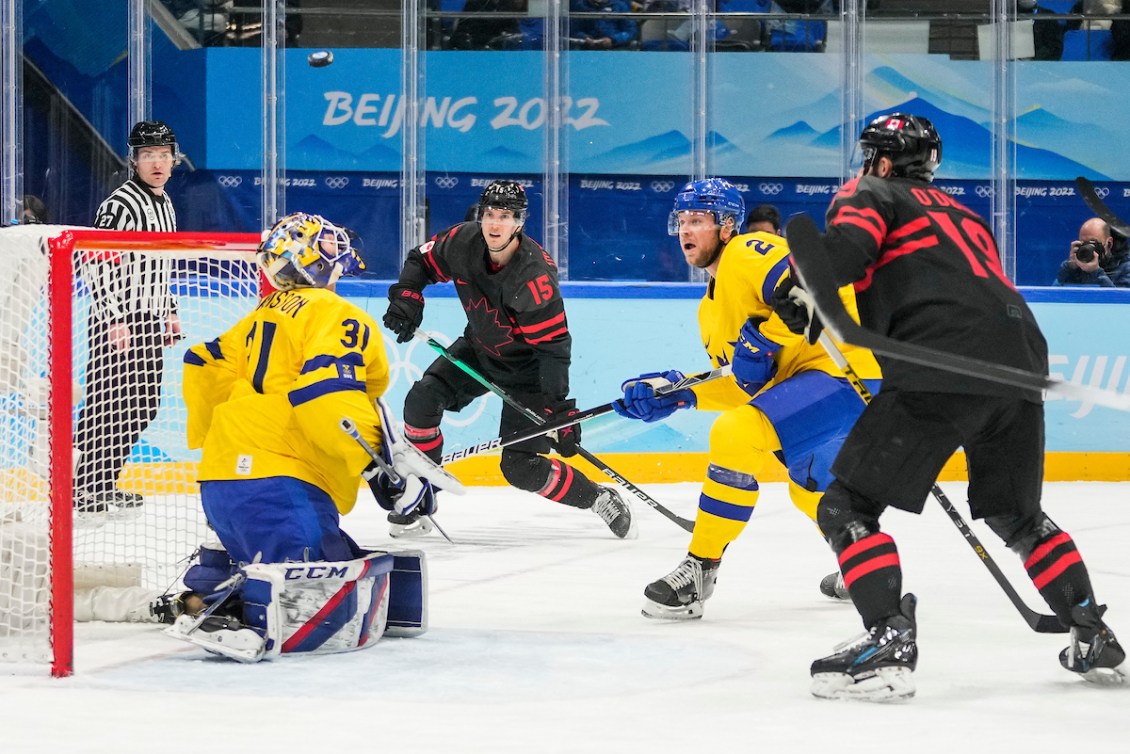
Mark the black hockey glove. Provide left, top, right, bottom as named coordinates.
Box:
left=383, top=284, right=425, bottom=343
left=772, top=274, right=823, bottom=345
left=545, top=399, right=582, bottom=457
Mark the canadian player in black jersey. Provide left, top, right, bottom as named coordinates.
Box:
left=382, top=180, right=633, bottom=539
left=779, top=113, right=1125, bottom=700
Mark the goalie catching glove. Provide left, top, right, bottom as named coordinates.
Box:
left=772, top=273, right=823, bottom=345
left=363, top=398, right=464, bottom=518
left=613, top=370, right=696, bottom=423
left=731, top=317, right=780, bottom=395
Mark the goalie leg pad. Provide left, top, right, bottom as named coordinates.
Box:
left=385, top=550, right=429, bottom=637
left=241, top=553, right=397, bottom=658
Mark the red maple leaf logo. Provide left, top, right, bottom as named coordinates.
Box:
left=466, top=297, right=514, bottom=356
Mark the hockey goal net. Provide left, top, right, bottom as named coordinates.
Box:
left=0, top=225, right=261, bottom=676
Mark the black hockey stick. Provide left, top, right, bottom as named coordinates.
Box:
left=784, top=214, right=1130, bottom=412
left=440, top=364, right=731, bottom=465
left=1075, top=176, right=1130, bottom=238
left=417, top=330, right=699, bottom=532
left=816, top=333, right=1065, bottom=634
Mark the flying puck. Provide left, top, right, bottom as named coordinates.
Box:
left=307, top=50, right=334, bottom=68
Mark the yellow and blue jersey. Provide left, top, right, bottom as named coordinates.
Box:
left=691, top=230, right=881, bottom=411
left=183, top=287, right=390, bottom=514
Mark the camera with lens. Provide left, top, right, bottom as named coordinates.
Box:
left=1075, top=239, right=1104, bottom=263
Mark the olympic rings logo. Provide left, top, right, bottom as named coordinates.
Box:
left=324, top=177, right=350, bottom=189
left=435, top=176, right=459, bottom=189
left=650, top=180, right=675, bottom=193
left=758, top=183, right=784, bottom=196
left=1096, top=186, right=1110, bottom=199
left=217, top=175, right=242, bottom=188
left=975, top=185, right=994, bottom=198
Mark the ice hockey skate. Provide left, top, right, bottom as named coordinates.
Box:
left=820, top=571, right=850, bottom=600
left=590, top=486, right=636, bottom=539
left=642, top=554, right=719, bottom=619
left=166, top=613, right=266, bottom=663
left=388, top=507, right=435, bottom=538
left=1060, top=599, right=1127, bottom=685
left=810, top=593, right=918, bottom=702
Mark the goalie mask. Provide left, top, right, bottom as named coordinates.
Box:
left=858, top=112, right=942, bottom=183
left=668, top=178, right=746, bottom=236
left=258, top=213, right=365, bottom=290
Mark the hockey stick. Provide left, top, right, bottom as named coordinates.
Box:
left=1075, top=176, right=1130, bottom=238
left=816, top=332, right=1066, bottom=634
left=417, top=330, right=698, bottom=533
left=784, top=214, right=1130, bottom=412
left=439, top=365, right=732, bottom=465
left=340, top=417, right=455, bottom=544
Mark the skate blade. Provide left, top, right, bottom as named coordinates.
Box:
left=811, top=667, right=916, bottom=702
left=1078, top=664, right=1127, bottom=686
left=641, top=599, right=704, bottom=621
left=389, top=517, right=435, bottom=539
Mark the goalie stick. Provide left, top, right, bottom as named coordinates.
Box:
left=784, top=214, right=1130, bottom=412
left=1075, top=176, right=1130, bottom=238
left=416, top=330, right=698, bottom=533
left=439, top=365, right=732, bottom=465
left=816, top=333, right=1066, bottom=634
left=340, top=417, right=455, bottom=544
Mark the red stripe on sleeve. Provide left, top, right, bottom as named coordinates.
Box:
left=838, top=532, right=894, bottom=565
left=843, top=553, right=901, bottom=589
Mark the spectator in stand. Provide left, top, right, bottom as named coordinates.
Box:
left=744, top=203, right=781, bottom=234
left=21, top=195, right=49, bottom=225
left=1054, top=217, right=1130, bottom=287
left=570, top=0, right=639, bottom=49
left=449, top=0, right=523, bottom=50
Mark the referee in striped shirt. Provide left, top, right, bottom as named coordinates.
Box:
left=74, top=120, right=181, bottom=512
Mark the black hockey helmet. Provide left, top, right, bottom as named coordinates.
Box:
left=478, top=180, right=528, bottom=221
left=859, top=112, right=942, bottom=183
left=128, top=120, right=179, bottom=161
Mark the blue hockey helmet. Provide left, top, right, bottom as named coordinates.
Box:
left=667, top=178, right=746, bottom=236
left=859, top=112, right=942, bottom=182
left=258, top=213, right=365, bottom=290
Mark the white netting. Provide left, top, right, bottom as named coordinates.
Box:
left=0, top=225, right=260, bottom=672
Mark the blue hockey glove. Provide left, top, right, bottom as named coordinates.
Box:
left=772, top=273, right=823, bottom=345
left=732, top=317, right=780, bottom=395
left=613, top=370, right=696, bottom=423
left=544, top=399, right=582, bottom=457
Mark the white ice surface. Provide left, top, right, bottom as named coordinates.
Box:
left=2, top=481, right=1128, bottom=752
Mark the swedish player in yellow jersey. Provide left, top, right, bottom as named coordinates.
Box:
left=614, top=179, right=881, bottom=619
left=165, top=214, right=460, bottom=661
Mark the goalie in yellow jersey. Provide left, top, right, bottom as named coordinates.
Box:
left=613, top=179, right=882, bottom=620
left=161, top=213, right=463, bottom=662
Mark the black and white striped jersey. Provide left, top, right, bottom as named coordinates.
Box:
left=86, top=178, right=179, bottom=321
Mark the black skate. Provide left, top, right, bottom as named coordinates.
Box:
left=820, top=571, right=850, bottom=601
left=1060, top=599, right=1126, bottom=685
left=811, top=593, right=918, bottom=702
left=388, top=507, right=435, bottom=539
left=591, top=486, right=636, bottom=539
left=641, top=554, right=719, bottom=620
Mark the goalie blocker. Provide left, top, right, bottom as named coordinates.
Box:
left=166, top=549, right=428, bottom=663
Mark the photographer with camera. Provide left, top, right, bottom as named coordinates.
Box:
left=1054, top=217, right=1127, bottom=287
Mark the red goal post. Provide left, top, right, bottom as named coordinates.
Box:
left=0, top=225, right=261, bottom=677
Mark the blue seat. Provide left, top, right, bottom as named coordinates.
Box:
left=1061, top=28, right=1112, bottom=60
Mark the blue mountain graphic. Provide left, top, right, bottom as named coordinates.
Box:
left=770, top=120, right=820, bottom=141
